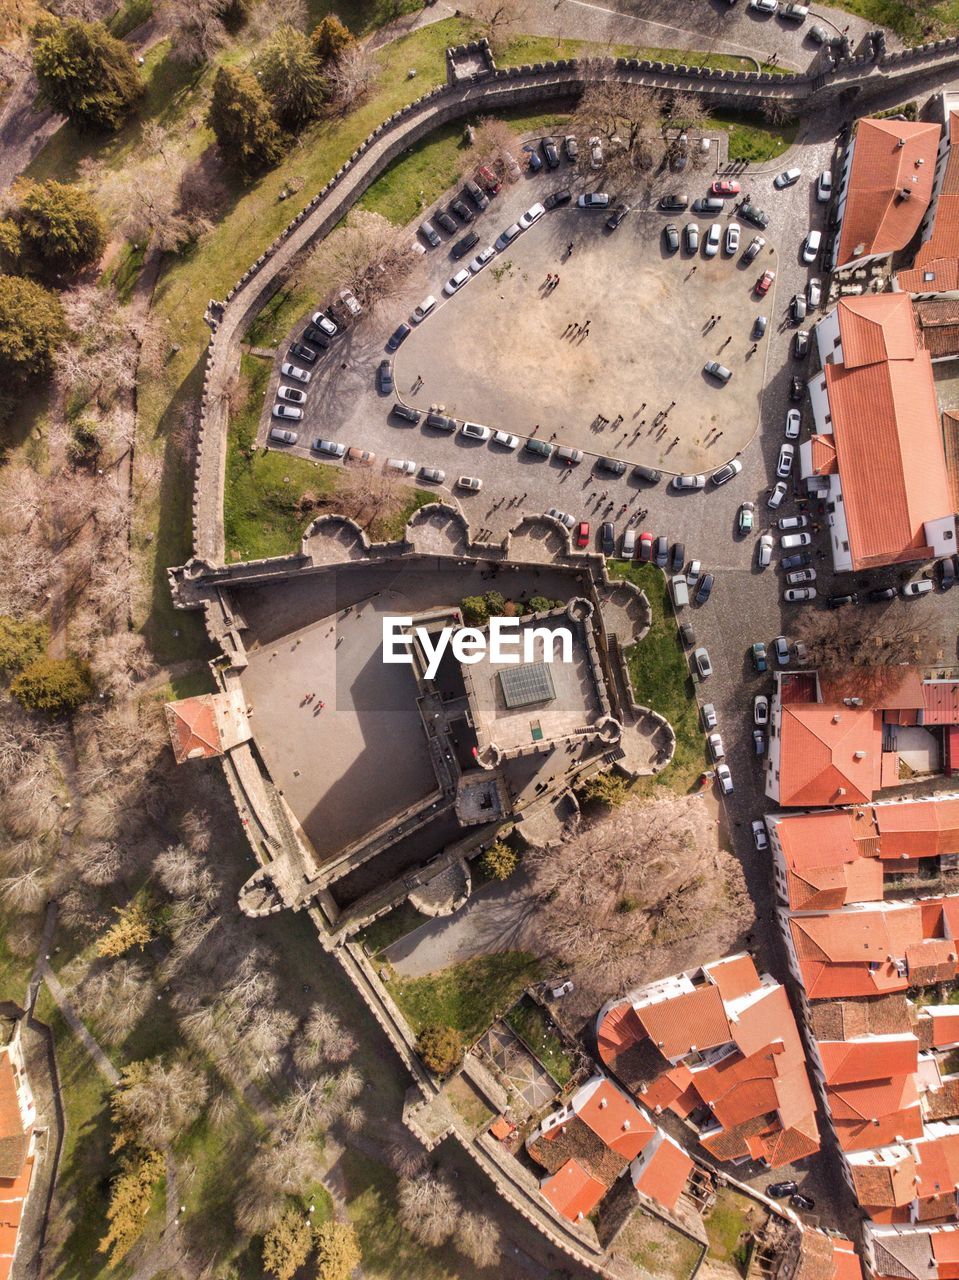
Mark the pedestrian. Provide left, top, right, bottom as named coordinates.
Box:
left=567, top=242, right=573, bottom=254
left=552, top=275, right=560, bottom=289
left=690, top=265, right=697, bottom=275
left=319, top=700, right=325, bottom=710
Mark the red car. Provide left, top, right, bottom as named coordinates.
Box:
left=755, top=269, right=776, bottom=297
left=710, top=179, right=741, bottom=196
left=576, top=521, right=590, bottom=548
left=476, top=165, right=501, bottom=196
left=639, top=532, right=654, bottom=562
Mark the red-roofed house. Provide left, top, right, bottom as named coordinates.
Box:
left=783, top=902, right=934, bottom=1001
left=629, top=1131, right=693, bottom=1213
left=539, top=1158, right=607, bottom=1221
left=865, top=1222, right=959, bottom=1280
left=896, top=96, right=959, bottom=300
left=765, top=695, right=886, bottom=808
left=849, top=1130, right=959, bottom=1223
left=832, top=117, right=941, bottom=272
left=779, top=1230, right=864, bottom=1280
left=0, top=1027, right=38, bottom=1280
left=800, top=295, right=957, bottom=574
left=164, top=689, right=251, bottom=765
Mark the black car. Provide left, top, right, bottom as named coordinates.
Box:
left=391, top=402, right=421, bottom=424
left=463, top=179, right=489, bottom=210
left=435, top=209, right=458, bottom=234
left=544, top=189, right=572, bottom=210
left=828, top=593, right=859, bottom=608
left=541, top=136, right=560, bottom=168
left=740, top=202, right=770, bottom=229
left=679, top=622, right=696, bottom=648
left=766, top=1182, right=798, bottom=1200
left=939, top=556, right=957, bottom=590
left=695, top=573, right=714, bottom=605
left=288, top=341, right=317, bottom=364
left=654, top=535, right=669, bottom=568
left=793, top=330, right=810, bottom=359
left=659, top=193, right=689, bottom=211
left=597, top=456, right=626, bottom=476
left=600, top=522, right=615, bottom=554
left=449, top=198, right=473, bottom=223
left=790, top=376, right=805, bottom=401
left=303, top=325, right=331, bottom=349
left=606, top=204, right=631, bottom=231
left=633, top=463, right=662, bottom=484
left=867, top=586, right=896, bottom=602
left=386, top=322, right=411, bottom=352
left=790, top=1194, right=815, bottom=1212
left=781, top=551, right=812, bottom=570
left=671, top=541, right=685, bottom=572
left=663, top=222, right=680, bottom=252
left=452, top=231, right=480, bottom=260
left=377, top=360, right=393, bottom=394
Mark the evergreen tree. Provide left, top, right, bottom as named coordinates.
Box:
left=10, top=655, right=90, bottom=715
left=0, top=275, right=66, bottom=378
left=206, top=65, right=285, bottom=174
left=31, top=15, right=143, bottom=131
left=262, top=1208, right=313, bottom=1280
left=310, top=13, right=354, bottom=64
left=256, top=26, right=328, bottom=132
left=16, top=180, right=107, bottom=276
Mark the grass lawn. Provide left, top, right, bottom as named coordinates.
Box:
left=504, top=995, right=573, bottom=1085
left=0, top=914, right=39, bottom=1008
left=825, top=0, right=959, bottom=40
left=714, top=110, right=799, bottom=163
left=385, top=951, right=541, bottom=1043
left=355, top=901, right=430, bottom=956
left=705, top=1187, right=767, bottom=1265
left=616, top=1208, right=706, bottom=1280
left=444, top=1074, right=495, bottom=1135
left=498, top=35, right=779, bottom=73
left=608, top=560, right=706, bottom=793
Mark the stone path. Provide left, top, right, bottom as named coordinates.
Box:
left=36, top=963, right=119, bottom=1086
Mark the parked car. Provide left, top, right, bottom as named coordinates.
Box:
left=387, top=322, right=411, bottom=352
left=702, top=702, right=718, bottom=730
left=519, top=202, right=546, bottom=229
left=680, top=622, right=695, bottom=647
left=377, top=360, right=393, bottom=394
left=684, top=222, right=700, bottom=253
left=449, top=198, right=473, bottom=224
left=419, top=220, right=441, bottom=247
left=791, top=1195, right=815, bottom=1213
left=753, top=728, right=766, bottom=754
left=578, top=192, right=610, bottom=209
left=791, top=293, right=808, bottom=323
left=938, top=557, right=957, bottom=590
left=752, top=641, right=768, bottom=673
left=347, top=447, right=374, bottom=465
left=695, top=574, right=714, bottom=605
left=476, top=165, right=502, bottom=195
left=460, top=421, right=491, bottom=441
left=807, top=278, right=822, bottom=308
left=547, top=508, right=575, bottom=529
left=544, top=189, right=572, bottom=210
left=780, top=2, right=809, bottom=19
left=752, top=819, right=769, bottom=851
left=269, top=427, right=298, bottom=444
left=310, top=311, right=338, bottom=337
left=303, top=327, right=331, bottom=350
left=525, top=438, right=553, bottom=458
left=457, top=475, right=482, bottom=492
left=601, top=522, right=615, bottom=554
left=767, top=1182, right=799, bottom=1200
left=828, top=593, right=859, bottom=608
left=774, top=166, right=802, bottom=188
left=738, top=501, right=754, bottom=534
left=787, top=567, right=817, bottom=584
left=777, top=443, right=795, bottom=477
left=419, top=466, right=445, bottom=484
left=386, top=457, right=416, bottom=474
left=790, top=375, right=805, bottom=401
left=704, top=223, right=722, bottom=257
left=494, top=223, right=522, bottom=251
left=654, top=535, right=669, bottom=568
left=451, top=231, right=480, bottom=260
left=281, top=362, right=311, bottom=384
left=802, top=229, right=822, bottom=263
left=671, top=473, right=706, bottom=490
left=779, top=514, right=809, bottom=531
left=663, top=222, right=680, bottom=252
left=743, top=235, right=765, bottom=262
left=606, top=203, right=631, bottom=230
left=314, top=439, right=347, bottom=458
left=392, top=402, right=421, bottom=424
left=716, top=764, right=734, bottom=796
left=469, top=246, right=496, bottom=273
left=781, top=551, right=812, bottom=570
left=754, top=695, right=769, bottom=725
left=750, top=0, right=778, bottom=13
left=564, top=135, right=579, bottom=161
left=277, top=385, right=306, bottom=404
left=785, top=408, right=801, bottom=439
left=707, top=732, right=725, bottom=762
left=443, top=268, right=470, bottom=296
left=809, top=21, right=830, bottom=41
left=711, top=179, right=741, bottom=196
left=753, top=314, right=768, bottom=340
left=902, top=578, right=935, bottom=597
left=272, top=403, right=302, bottom=420
left=633, top=464, right=663, bottom=484
left=464, top=178, right=489, bottom=210
left=411, top=295, right=437, bottom=322
left=659, top=192, right=689, bottom=210
left=672, top=575, right=690, bottom=607
left=817, top=169, right=833, bottom=202
left=724, top=221, right=741, bottom=255
left=740, top=202, right=769, bottom=228
left=557, top=445, right=584, bottom=464
left=867, top=586, right=896, bottom=602
left=639, top=532, right=653, bottom=563
left=541, top=135, right=559, bottom=168
left=774, top=636, right=790, bottom=666
left=435, top=209, right=457, bottom=234
left=597, top=456, right=627, bottom=476
left=588, top=136, right=603, bottom=169
left=622, top=528, right=636, bottom=558
left=693, top=647, right=713, bottom=679
left=755, top=269, right=776, bottom=296
left=758, top=533, right=773, bottom=567
left=781, top=532, right=812, bottom=550
left=692, top=196, right=723, bottom=215
left=793, top=329, right=810, bottom=359
left=492, top=430, right=519, bottom=449
left=575, top=520, right=590, bottom=547
left=671, top=541, right=685, bottom=572
left=784, top=586, right=817, bottom=602
left=426, top=410, right=456, bottom=432
left=711, top=459, right=742, bottom=485
left=704, top=360, right=732, bottom=383
left=768, top=481, right=787, bottom=509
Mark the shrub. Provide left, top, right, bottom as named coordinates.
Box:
left=0, top=616, right=49, bottom=676
left=483, top=590, right=505, bottom=616
left=528, top=595, right=559, bottom=614
left=97, top=1148, right=164, bottom=1263
left=10, top=654, right=92, bottom=714
left=0, top=274, right=66, bottom=379
left=96, top=899, right=161, bottom=958
left=310, top=13, right=355, bottom=64
left=577, top=770, right=628, bottom=807
left=256, top=27, right=328, bottom=133
left=480, top=841, right=517, bottom=882
left=314, top=1220, right=361, bottom=1280
left=263, top=1208, right=313, bottom=1280
left=460, top=595, right=488, bottom=626
left=32, top=15, right=143, bottom=131
left=416, top=1024, right=463, bottom=1077
left=16, top=180, right=107, bottom=277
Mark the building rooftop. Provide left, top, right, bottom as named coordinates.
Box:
left=629, top=1133, right=693, bottom=1213
left=776, top=700, right=884, bottom=808
left=539, top=1158, right=607, bottom=1221
left=898, top=113, right=959, bottom=295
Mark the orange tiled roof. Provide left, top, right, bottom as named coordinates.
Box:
left=836, top=118, right=940, bottom=268
left=852, top=1152, right=919, bottom=1208
left=164, top=696, right=223, bottom=763
left=819, top=1037, right=918, bottom=1086
left=830, top=1078, right=922, bottom=1152
left=0, top=1062, right=23, bottom=1148
left=575, top=1078, right=654, bottom=1160
left=898, top=112, right=959, bottom=293
left=775, top=808, right=884, bottom=911
left=874, top=796, right=959, bottom=858
left=776, top=702, right=884, bottom=808
left=810, top=435, right=839, bottom=476
left=595, top=1002, right=645, bottom=1070
left=907, top=938, right=959, bottom=986
left=703, top=954, right=761, bottom=1002
left=832, top=1238, right=865, bottom=1280
left=631, top=1135, right=693, bottom=1213
left=540, top=1158, right=607, bottom=1221
left=923, top=683, right=959, bottom=726
left=921, top=1008, right=959, bottom=1048
left=635, top=987, right=731, bottom=1060
left=933, top=1230, right=959, bottom=1271
left=788, top=908, right=923, bottom=1000
left=901, top=256, right=959, bottom=296
left=825, top=296, right=952, bottom=572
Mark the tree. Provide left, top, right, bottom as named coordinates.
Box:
left=98, top=1148, right=164, bottom=1263
left=31, top=15, right=143, bottom=131
left=577, top=770, right=628, bottom=807
left=293, top=1001, right=358, bottom=1070
left=314, top=1221, right=361, bottom=1280
left=75, top=960, right=155, bottom=1045
left=794, top=604, right=944, bottom=700
left=0, top=617, right=48, bottom=677
left=0, top=274, right=66, bottom=379
left=470, top=116, right=523, bottom=183
left=96, top=898, right=160, bottom=957
left=480, top=840, right=517, bottom=881
left=206, top=65, right=284, bottom=174
left=415, top=1024, right=463, bottom=1077
left=11, top=655, right=92, bottom=715
left=161, top=0, right=228, bottom=65
left=111, top=1057, right=209, bottom=1149
left=15, top=180, right=107, bottom=276
left=398, top=1171, right=459, bottom=1247
left=262, top=1208, right=313, bottom=1280
left=312, top=209, right=422, bottom=311
left=470, top=0, right=525, bottom=54
left=573, top=81, right=664, bottom=187
left=310, top=13, right=354, bottom=64
left=256, top=26, right=328, bottom=132
left=0, top=221, right=22, bottom=273
left=326, top=43, right=377, bottom=111
left=334, top=463, right=408, bottom=534
left=458, top=1209, right=500, bottom=1267
left=461, top=595, right=489, bottom=626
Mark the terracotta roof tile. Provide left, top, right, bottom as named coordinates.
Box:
left=540, top=1158, right=607, bottom=1221
left=810, top=435, right=840, bottom=475
left=923, top=684, right=959, bottom=727
left=898, top=113, right=959, bottom=294
left=819, top=1037, right=918, bottom=1085
left=0, top=1063, right=23, bottom=1149
left=933, top=1229, right=959, bottom=1272
left=703, top=954, right=761, bottom=1002
left=836, top=118, right=941, bottom=268
left=164, top=696, right=223, bottom=763
left=852, top=1152, right=918, bottom=1208
left=906, top=938, right=959, bottom=987
left=575, top=1078, right=655, bottom=1161
left=635, top=987, right=731, bottom=1060
left=776, top=703, right=884, bottom=807
left=874, top=796, right=959, bottom=857
left=630, top=1134, right=693, bottom=1213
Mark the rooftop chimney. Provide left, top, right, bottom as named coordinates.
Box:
left=854, top=751, right=867, bottom=760
left=599, top=1098, right=608, bottom=1109
left=898, top=137, right=907, bottom=147
left=833, top=713, right=842, bottom=723
left=622, top=1120, right=631, bottom=1131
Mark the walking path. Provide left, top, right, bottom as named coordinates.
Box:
left=36, top=962, right=119, bottom=1086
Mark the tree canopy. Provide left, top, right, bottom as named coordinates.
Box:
left=310, top=13, right=355, bottom=63
left=206, top=65, right=285, bottom=173
left=0, top=275, right=66, bottom=379
left=256, top=26, right=328, bottom=132
left=10, top=654, right=91, bottom=715
left=31, top=15, right=143, bottom=131
left=15, top=180, right=107, bottom=276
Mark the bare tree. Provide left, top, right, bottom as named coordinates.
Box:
left=75, top=960, right=156, bottom=1045
left=0, top=867, right=50, bottom=912
left=88, top=631, right=154, bottom=701
left=55, top=286, right=138, bottom=410
left=573, top=81, right=665, bottom=188
left=458, top=1210, right=501, bottom=1267
left=794, top=604, right=945, bottom=700
left=306, top=209, right=423, bottom=312
left=398, top=1171, right=460, bottom=1247
left=293, top=1002, right=358, bottom=1070
left=326, top=43, right=378, bottom=111
left=160, top=0, right=228, bottom=64
left=385, top=1139, right=427, bottom=1180
left=471, top=116, right=523, bottom=183
left=470, top=0, right=526, bottom=54
left=112, top=1056, right=209, bottom=1147
left=334, top=465, right=409, bottom=534
left=248, top=0, right=308, bottom=38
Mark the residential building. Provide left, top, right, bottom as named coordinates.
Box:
left=800, top=294, right=956, bottom=574
left=865, top=1222, right=959, bottom=1280
left=896, top=96, right=959, bottom=299
left=777, top=1228, right=863, bottom=1280
left=164, top=690, right=252, bottom=764
left=831, top=117, right=940, bottom=272
left=0, top=1027, right=38, bottom=1280
left=595, top=955, right=820, bottom=1168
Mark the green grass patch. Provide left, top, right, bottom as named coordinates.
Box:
left=444, top=1074, right=495, bottom=1134
left=714, top=109, right=799, bottom=163
left=386, top=951, right=541, bottom=1043
left=100, top=240, right=146, bottom=305
left=824, top=0, right=959, bottom=41
left=360, top=120, right=471, bottom=226
left=108, top=0, right=154, bottom=37
left=608, top=561, right=705, bottom=794
left=706, top=1188, right=766, bottom=1264
left=355, top=901, right=429, bottom=956
left=504, top=995, right=572, bottom=1084
left=498, top=35, right=774, bottom=73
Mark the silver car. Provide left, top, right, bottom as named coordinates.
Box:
left=704, top=223, right=722, bottom=257
left=758, top=533, right=774, bottom=568
left=491, top=431, right=519, bottom=449
left=460, top=421, right=491, bottom=441
left=768, top=481, right=787, bottom=509
left=724, top=222, right=740, bottom=255
left=671, top=473, right=706, bottom=490
left=314, top=439, right=347, bottom=457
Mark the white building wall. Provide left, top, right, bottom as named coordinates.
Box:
left=814, top=309, right=842, bottom=367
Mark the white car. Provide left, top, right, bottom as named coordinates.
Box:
left=802, top=230, right=822, bottom=264
left=787, top=567, right=817, bottom=584
left=768, top=481, right=787, bottom=509
left=469, top=246, right=496, bottom=273
left=817, top=170, right=833, bottom=202
left=781, top=532, right=812, bottom=549
left=588, top=135, right=603, bottom=169
left=519, top=203, right=546, bottom=229
left=750, top=0, right=778, bottom=10
left=310, top=312, right=338, bottom=337
left=704, top=223, right=722, bottom=257
left=547, top=508, right=576, bottom=529
left=777, top=444, right=795, bottom=478
left=716, top=763, right=734, bottom=796
left=758, top=533, right=774, bottom=568
left=754, top=695, right=769, bottom=726
left=701, top=702, right=717, bottom=730
left=457, top=475, right=483, bottom=491
left=785, top=409, right=801, bottom=439
left=901, top=579, right=935, bottom=597
left=784, top=586, right=817, bottom=602
left=411, top=295, right=437, bottom=322
left=671, top=473, right=706, bottom=490
left=807, top=277, right=822, bottom=308
left=775, top=166, right=802, bottom=188
left=460, top=421, right=491, bottom=441
left=281, top=362, right=311, bottom=384
left=314, top=439, right=347, bottom=457
left=272, top=403, right=302, bottom=420
left=724, top=221, right=740, bottom=255
left=708, top=732, right=725, bottom=762
left=494, top=223, right=521, bottom=251
left=744, top=235, right=765, bottom=262
left=686, top=559, right=702, bottom=586
left=752, top=819, right=769, bottom=851
left=491, top=431, right=519, bottom=449
left=779, top=514, right=809, bottom=531
left=386, top=458, right=417, bottom=474
left=444, top=269, right=470, bottom=296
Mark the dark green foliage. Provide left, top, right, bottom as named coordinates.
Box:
left=16, top=181, right=107, bottom=276
left=10, top=655, right=93, bottom=715
left=256, top=27, right=328, bottom=133
left=415, top=1024, right=463, bottom=1077
left=310, top=13, right=355, bottom=64
left=0, top=274, right=66, bottom=379
left=31, top=15, right=144, bottom=131
left=0, top=616, right=50, bottom=676
left=206, top=65, right=285, bottom=174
